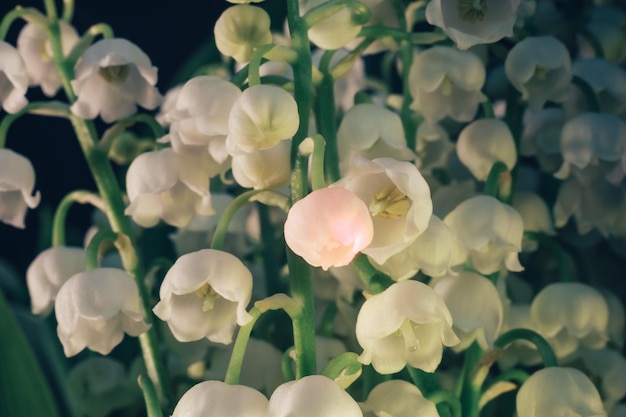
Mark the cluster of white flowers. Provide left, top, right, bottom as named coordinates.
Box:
left=2, top=0, right=626, bottom=417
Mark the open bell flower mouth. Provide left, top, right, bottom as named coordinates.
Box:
left=284, top=187, right=374, bottom=271
left=0, top=149, right=41, bottom=229
left=153, top=249, right=253, bottom=344
left=70, top=38, right=162, bottom=122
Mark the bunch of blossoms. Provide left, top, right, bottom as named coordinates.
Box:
left=1, top=1, right=626, bottom=417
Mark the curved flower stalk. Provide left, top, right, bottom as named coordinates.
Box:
left=26, top=246, right=86, bottom=316
left=226, top=84, right=299, bottom=155
left=170, top=380, right=270, bottom=417
left=332, top=157, right=433, bottom=265
left=356, top=280, right=459, bottom=374
left=456, top=118, right=517, bottom=181
left=444, top=195, right=524, bottom=275
left=125, top=148, right=214, bottom=228
left=433, top=271, right=504, bottom=352
left=531, top=282, right=610, bottom=359
left=0, top=40, right=28, bottom=114
left=505, top=36, right=572, bottom=110
left=425, top=0, right=520, bottom=50
left=516, top=367, right=607, bottom=417
left=214, top=5, right=273, bottom=63
left=409, top=46, right=486, bottom=123
left=0, top=148, right=41, bottom=229
left=55, top=268, right=150, bottom=357
left=359, top=379, right=440, bottom=417
left=337, top=104, right=415, bottom=174
left=17, top=19, right=79, bottom=96
left=67, top=357, right=137, bottom=417
left=153, top=249, right=253, bottom=344
left=497, top=304, right=542, bottom=370
left=284, top=187, right=374, bottom=270
left=268, top=375, right=362, bottom=417
left=70, top=38, right=162, bottom=122
left=160, top=75, right=242, bottom=163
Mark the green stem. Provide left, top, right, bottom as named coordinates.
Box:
left=406, top=366, right=440, bottom=395
left=494, top=328, right=557, bottom=368
left=318, top=301, right=338, bottom=337
left=210, top=190, right=267, bottom=251
left=399, top=40, right=416, bottom=150
left=103, top=113, right=166, bottom=145
left=321, top=352, right=361, bottom=383
left=572, top=75, right=600, bottom=113
left=0, top=6, right=47, bottom=40
left=314, top=62, right=340, bottom=182
left=352, top=254, right=395, bottom=294
left=52, top=190, right=105, bottom=247
left=309, top=133, right=327, bottom=190
left=62, top=0, right=75, bottom=22
left=483, top=161, right=510, bottom=202
left=358, top=25, right=408, bottom=41
left=257, top=203, right=283, bottom=295
left=328, top=37, right=374, bottom=79
left=224, top=307, right=262, bottom=385
left=247, top=44, right=277, bottom=87
left=138, top=375, right=164, bottom=417
left=0, top=102, right=70, bottom=148
left=481, top=100, right=495, bottom=118
left=302, top=0, right=371, bottom=29
left=524, top=232, right=572, bottom=282
left=281, top=347, right=296, bottom=382
left=458, top=342, right=483, bottom=417
left=427, top=391, right=462, bottom=417
left=85, top=229, right=118, bottom=270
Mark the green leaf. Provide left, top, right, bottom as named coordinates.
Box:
left=0, top=289, right=60, bottom=417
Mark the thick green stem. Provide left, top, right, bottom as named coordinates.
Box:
left=52, top=190, right=105, bottom=247
left=458, top=342, right=483, bottom=417
left=0, top=6, right=47, bottom=40
left=224, top=307, right=262, bottom=385
left=309, top=134, right=327, bottom=190
left=400, top=40, right=416, bottom=150
left=138, top=375, right=164, bottom=417
left=428, top=391, right=462, bottom=417
left=314, top=62, right=341, bottom=183
left=247, top=44, right=277, bottom=87
left=352, top=254, right=395, bottom=294
left=494, top=328, right=558, bottom=368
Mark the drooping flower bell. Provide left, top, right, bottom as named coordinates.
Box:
left=356, top=280, right=459, bottom=374
left=425, top=0, right=521, bottom=50
left=359, top=380, right=440, bottom=417
left=153, top=249, right=253, bottom=344
left=70, top=38, right=162, bottom=122
left=231, top=140, right=292, bottom=189
left=214, top=5, right=273, bottom=63
left=0, top=149, right=41, bottom=228
left=284, top=187, right=374, bottom=270
left=55, top=268, right=149, bottom=357
left=0, top=40, right=28, bottom=113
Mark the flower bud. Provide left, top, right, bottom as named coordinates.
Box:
left=214, top=5, right=272, bottom=63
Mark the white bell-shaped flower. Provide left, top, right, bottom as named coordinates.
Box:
left=517, top=367, right=607, bottom=417
left=268, top=375, right=362, bottom=417
left=17, top=19, right=79, bottom=96
left=161, top=76, right=242, bottom=163
left=505, top=36, right=572, bottom=110
left=171, top=380, right=269, bottom=417
left=26, top=246, right=86, bottom=316
left=433, top=271, right=504, bottom=351
left=601, top=289, right=625, bottom=348
left=70, top=38, right=162, bottom=122
left=425, top=0, right=520, bottom=50
left=284, top=187, right=374, bottom=270
left=302, top=0, right=366, bottom=51
left=554, top=112, right=626, bottom=181
left=372, top=215, right=467, bottom=281
left=456, top=118, right=517, bottom=181
left=569, top=58, right=626, bottom=116
left=512, top=192, right=555, bottom=252
left=0, top=40, right=28, bottom=113
left=55, top=268, right=149, bottom=357
left=226, top=84, right=299, bottom=155
left=444, top=195, right=524, bottom=275
left=531, top=282, right=610, bottom=358
left=356, top=280, right=459, bottom=374
left=214, top=5, right=273, bottom=63
left=332, top=157, right=433, bottom=265
left=232, top=140, right=291, bottom=189
left=520, top=107, right=564, bottom=173
left=153, top=249, right=253, bottom=344
left=359, top=380, right=440, bottom=417
left=337, top=104, right=415, bottom=174
left=581, top=348, right=626, bottom=413
left=67, top=357, right=137, bottom=417
left=0, top=149, right=41, bottom=228
left=409, top=46, right=486, bottom=123
left=125, top=148, right=214, bottom=228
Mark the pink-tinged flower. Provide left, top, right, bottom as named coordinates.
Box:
left=284, top=187, right=374, bottom=270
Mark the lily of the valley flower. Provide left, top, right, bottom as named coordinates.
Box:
left=517, top=367, right=607, bottom=417
left=356, top=280, right=459, bottom=374
left=409, top=46, right=486, bottom=123
left=214, top=5, right=273, bottom=63
left=0, top=149, right=41, bottom=228
left=70, top=38, right=162, bottom=122
left=153, top=249, right=253, bottom=344
left=302, top=0, right=369, bottom=51
left=332, top=157, right=433, bottom=265
left=170, top=380, right=269, bottom=417
left=359, top=380, right=440, bottom=417
left=55, top=268, right=149, bottom=357
left=26, top=246, right=86, bottom=316
left=505, top=36, right=572, bottom=110
left=226, top=84, right=299, bottom=155
left=0, top=41, right=28, bottom=114
left=425, top=0, right=521, bottom=50
left=284, top=187, right=374, bottom=270
left=231, top=140, right=292, bottom=189
left=268, top=375, right=362, bottom=417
